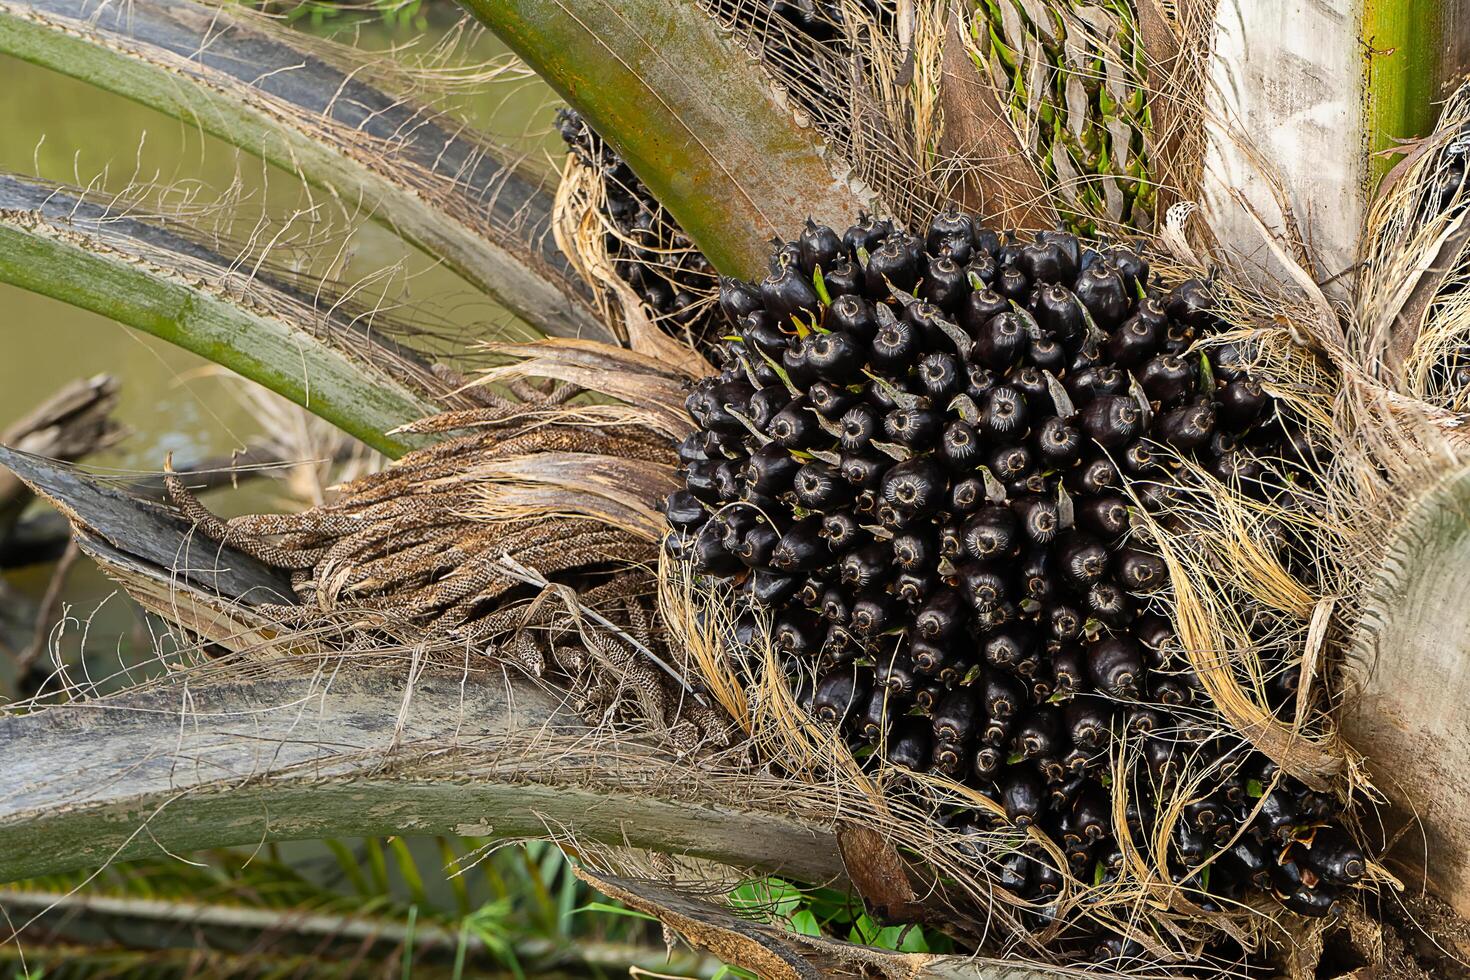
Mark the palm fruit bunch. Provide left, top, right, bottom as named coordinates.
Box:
left=966, top=0, right=1153, bottom=234
left=556, top=109, right=719, bottom=348
left=664, top=210, right=1363, bottom=933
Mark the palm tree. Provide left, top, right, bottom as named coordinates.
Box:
left=1, top=0, right=1469, bottom=975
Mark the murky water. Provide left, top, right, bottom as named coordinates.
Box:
left=0, top=10, right=563, bottom=682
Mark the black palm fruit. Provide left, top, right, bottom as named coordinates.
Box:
left=673, top=218, right=1355, bottom=927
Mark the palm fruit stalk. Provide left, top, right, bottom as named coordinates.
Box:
left=968, top=0, right=1153, bottom=235
left=665, top=211, right=1361, bottom=955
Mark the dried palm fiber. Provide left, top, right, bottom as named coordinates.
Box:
left=160, top=383, right=733, bottom=754
left=554, top=110, right=723, bottom=359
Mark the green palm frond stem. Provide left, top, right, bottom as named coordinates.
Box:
left=456, top=0, right=879, bottom=280
left=0, top=0, right=610, bottom=342
left=1363, top=0, right=1461, bottom=183
left=0, top=175, right=442, bottom=457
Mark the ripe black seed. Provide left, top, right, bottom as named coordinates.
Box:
left=719, top=276, right=762, bottom=322
left=811, top=333, right=864, bottom=387
left=812, top=668, right=865, bottom=724
left=1304, top=828, right=1366, bottom=885
left=663, top=490, right=706, bottom=532
left=994, top=264, right=1030, bottom=299
left=927, top=205, right=974, bottom=254
left=1088, top=637, right=1144, bottom=697
left=850, top=589, right=895, bottom=637
left=735, top=523, right=781, bottom=568
left=884, top=408, right=943, bottom=447
left=916, top=588, right=965, bottom=639
left=843, top=213, right=891, bottom=256
left=963, top=506, right=1021, bottom=560
left=973, top=745, right=1003, bottom=778
left=744, top=443, right=799, bottom=493
left=1033, top=416, right=1083, bottom=467
left=768, top=401, right=816, bottom=447
left=1066, top=365, right=1128, bottom=407
left=1086, top=580, right=1132, bottom=624
left=1218, top=378, right=1270, bottom=429
left=838, top=404, right=879, bottom=451
left=1081, top=395, right=1143, bottom=449
left=840, top=542, right=889, bottom=588
left=878, top=654, right=917, bottom=695
left=1018, top=240, right=1076, bottom=284
left=917, top=352, right=963, bottom=399
left=820, top=585, right=851, bottom=624
left=1048, top=603, right=1084, bottom=641
left=823, top=293, right=877, bottom=340
left=773, top=609, right=822, bottom=657
left=857, top=688, right=891, bottom=741
left=866, top=235, right=920, bottom=294
left=1016, top=496, right=1061, bottom=543
left=1120, top=441, right=1155, bottom=474
left=888, top=722, right=933, bottom=771
left=1031, top=283, right=1084, bottom=343
left=747, top=385, right=793, bottom=429
left=823, top=256, right=863, bottom=298
left=1017, top=708, right=1064, bottom=764
left=1138, top=353, right=1195, bottom=405
left=1076, top=494, right=1130, bottom=539
left=760, top=262, right=819, bottom=321
left=770, top=518, right=826, bottom=573
left=751, top=569, right=798, bottom=605
left=1074, top=266, right=1129, bottom=328
left=1105, top=313, right=1161, bottom=367
left=988, top=444, right=1033, bottom=481
left=881, top=459, right=945, bottom=515
left=806, top=381, right=855, bottom=419
left=982, top=385, right=1028, bottom=437
left=870, top=315, right=922, bottom=370
left=1001, top=768, right=1045, bottom=826
left=798, top=218, right=843, bottom=273
left=922, top=254, right=969, bottom=311
left=974, top=311, right=1027, bottom=369
left=1051, top=645, right=1087, bottom=693
left=820, top=510, right=861, bottom=550
left=961, top=287, right=1010, bottom=334
left=910, top=636, right=950, bottom=676
left=1158, top=399, right=1217, bottom=451
left=1020, top=547, right=1055, bottom=601
left=891, top=530, right=936, bottom=571
left=793, top=462, right=851, bottom=509
left=932, top=740, right=967, bottom=776
left=1060, top=534, right=1108, bottom=584
left=1166, top=278, right=1216, bottom=330
left=1065, top=701, right=1111, bottom=749
left=914, top=683, right=946, bottom=714
left=932, top=687, right=980, bottom=743
left=838, top=451, right=885, bottom=491
left=741, top=314, right=790, bottom=358
left=960, top=563, right=1010, bottom=611
left=942, top=421, right=985, bottom=474
left=1066, top=456, right=1119, bottom=495
left=1115, top=548, right=1168, bottom=592
left=984, top=671, right=1025, bottom=720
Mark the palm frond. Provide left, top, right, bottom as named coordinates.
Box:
left=0, top=0, right=610, bottom=341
